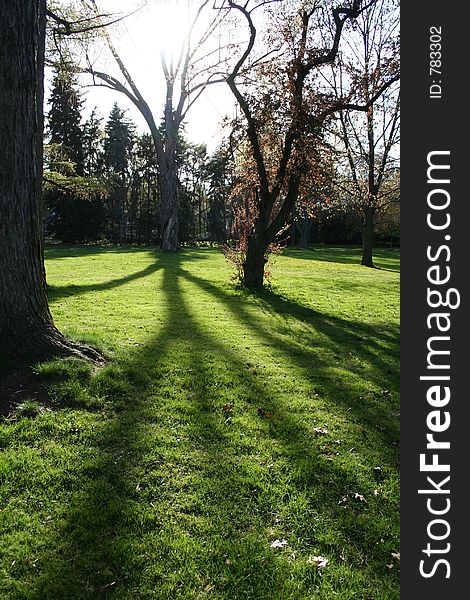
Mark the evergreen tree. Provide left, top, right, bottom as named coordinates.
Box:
left=47, top=62, right=84, bottom=175
left=178, top=141, right=208, bottom=242
left=104, top=103, right=135, bottom=174
left=82, top=108, right=104, bottom=177
left=104, top=103, right=135, bottom=242
left=206, top=147, right=232, bottom=242
left=131, top=134, right=159, bottom=244
left=45, top=84, right=107, bottom=244
left=43, top=180, right=107, bottom=243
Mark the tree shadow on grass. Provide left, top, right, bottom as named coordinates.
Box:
left=283, top=246, right=400, bottom=272
left=44, top=245, right=150, bottom=260
left=44, top=245, right=214, bottom=261
left=22, top=252, right=399, bottom=598
left=151, top=258, right=400, bottom=594
left=47, top=262, right=162, bottom=303
left=46, top=248, right=209, bottom=303
left=179, top=269, right=399, bottom=447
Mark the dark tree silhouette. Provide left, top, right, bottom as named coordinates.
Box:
left=223, top=0, right=399, bottom=286
left=104, top=103, right=135, bottom=243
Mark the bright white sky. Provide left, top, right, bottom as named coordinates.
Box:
left=45, top=1, right=399, bottom=157
left=46, top=0, right=239, bottom=152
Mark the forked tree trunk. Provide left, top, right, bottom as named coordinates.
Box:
left=0, top=2, right=98, bottom=362
left=361, top=205, right=375, bottom=267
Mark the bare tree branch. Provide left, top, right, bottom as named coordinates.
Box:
left=46, top=8, right=135, bottom=36
left=322, top=73, right=399, bottom=118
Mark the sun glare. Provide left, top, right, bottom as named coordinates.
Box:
left=153, top=0, right=191, bottom=63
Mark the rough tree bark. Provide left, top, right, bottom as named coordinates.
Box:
left=159, top=77, right=180, bottom=251
left=0, top=1, right=99, bottom=362
left=243, top=234, right=268, bottom=288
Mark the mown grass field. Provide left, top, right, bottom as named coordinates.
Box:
left=0, top=245, right=400, bottom=599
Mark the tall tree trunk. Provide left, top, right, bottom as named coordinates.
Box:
left=0, top=1, right=98, bottom=362
left=242, top=234, right=268, bottom=288
left=361, top=205, right=375, bottom=267
left=159, top=96, right=179, bottom=252
left=159, top=165, right=179, bottom=251
left=242, top=179, right=300, bottom=288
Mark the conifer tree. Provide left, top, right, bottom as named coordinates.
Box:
left=104, top=103, right=135, bottom=242
left=47, top=62, right=84, bottom=175
left=104, top=103, right=134, bottom=175
left=131, top=133, right=159, bottom=244
left=82, top=108, right=104, bottom=177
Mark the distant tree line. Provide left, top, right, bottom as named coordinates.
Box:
left=44, top=63, right=399, bottom=250
left=43, top=63, right=230, bottom=245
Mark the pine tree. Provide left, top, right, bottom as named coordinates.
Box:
left=206, top=146, right=232, bottom=242
left=47, top=62, right=84, bottom=175
left=104, top=103, right=135, bottom=174
left=82, top=108, right=104, bottom=177
left=45, top=89, right=107, bottom=244
left=131, top=134, right=159, bottom=244
left=104, top=103, right=135, bottom=242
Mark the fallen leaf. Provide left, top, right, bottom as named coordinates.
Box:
left=223, top=403, right=234, bottom=412
left=307, top=556, right=328, bottom=569
left=313, top=427, right=329, bottom=435
left=354, top=492, right=367, bottom=503
left=270, top=539, right=288, bottom=550
left=391, top=552, right=400, bottom=561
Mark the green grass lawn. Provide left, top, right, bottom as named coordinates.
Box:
left=0, top=245, right=400, bottom=599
